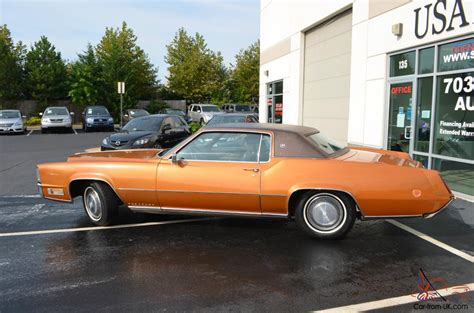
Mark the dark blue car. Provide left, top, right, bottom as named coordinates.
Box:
left=82, top=106, right=114, bottom=132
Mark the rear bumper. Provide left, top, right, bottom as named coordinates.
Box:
left=423, top=196, right=455, bottom=219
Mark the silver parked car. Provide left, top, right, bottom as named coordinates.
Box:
left=0, top=110, right=27, bottom=134
left=40, top=107, right=74, bottom=133
left=189, top=104, right=224, bottom=125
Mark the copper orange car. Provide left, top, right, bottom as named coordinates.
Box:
left=37, top=124, right=454, bottom=239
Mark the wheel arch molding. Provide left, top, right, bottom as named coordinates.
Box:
left=287, top=187, right=363, bottom=218
left=69, top=177, right=124, bottom=204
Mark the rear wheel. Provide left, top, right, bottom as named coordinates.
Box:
left=295, top=192, right=355, bottom=239
left=200, top=118, right=205, bottom=126
left=83, top=182, right=120, bottom=226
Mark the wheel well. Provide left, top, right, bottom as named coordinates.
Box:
left=288, top=189, right=360, bottom=218
left=69, top=179, right=123, bottom=204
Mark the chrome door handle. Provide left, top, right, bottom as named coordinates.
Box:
left=243, top=168, right=259, bottom=173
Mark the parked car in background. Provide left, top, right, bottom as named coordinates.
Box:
left=222, top=104, right=252, bottom=113
left=40, top=107, right=74, bottom=133
left=0, top=110, right=27, bottom=134
left=249, top=105, right=259, bottom=113
left=101, top=114, right=190, bottom=151
left=206, top=113, right=258, bottom=126
left=123, top=109, right=149, bottom=124
left=189, top=104, right=224, bottom=125
left=158, top=108, right=192, bottom=124
left=37, top=123, right=453, bottom=239
left=81, top=106, right=114, bottom=132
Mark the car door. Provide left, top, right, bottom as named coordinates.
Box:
left=156, top=131, right=266, bottom=214
left=159, top=117, right=176, bottom=148
left=171, top=116, right=189, bottom=143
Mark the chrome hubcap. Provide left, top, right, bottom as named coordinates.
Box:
left=305, top=195, right=345, bottom=232
left=84, top=187, right=102, bottom=221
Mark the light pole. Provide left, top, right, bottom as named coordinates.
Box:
left=117, top=82, right=125, bottom=128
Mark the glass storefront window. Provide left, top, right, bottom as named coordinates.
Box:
left=438, top=38, right=474, bottom=72
left=274, top=81, right=283, bottom=94
left=414, top=77, right=433, bottom=153
left=432, top=158, right=474, bottom=196
left=433, top=71, right=474, bottom=160
left=390, top=51, right=416, bottom=77
left=267, top=80, right=283, bottom=124
left=387, top=82, right=413, bottom=152
left=413, top=154, right=428, bottom=168
left=419, top=47, right=434, bottom=74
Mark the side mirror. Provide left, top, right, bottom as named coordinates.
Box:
left=124, top=114, right=129, bottom=118
left=197, top=109, right=201, bottom=113
left=22, top=115, right=26, bottom=119
left=171, top=154, right=177, bottom=164
left=39, top=112, right=43, bottom=116
left=70, top=112, right=75, bottom=115
left=82, top=112, right=85, bottom=116
left=162, top=124, right=172, bottom=133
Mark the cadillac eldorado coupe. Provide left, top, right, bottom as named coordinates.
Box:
left=37, top=124, right=454, bottom=239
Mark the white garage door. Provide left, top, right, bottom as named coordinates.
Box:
left=303, top=10, right=352, bottom=143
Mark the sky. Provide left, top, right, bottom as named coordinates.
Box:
left=0, top=0, right=260, bottom=80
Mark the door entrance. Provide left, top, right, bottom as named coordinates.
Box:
left=387, top=82, right=414, bottom=153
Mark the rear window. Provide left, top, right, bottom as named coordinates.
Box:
left=306, top=132, right=346, bottom=155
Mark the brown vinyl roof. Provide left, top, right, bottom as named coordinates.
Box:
left=202, top=123, right=345, bottom=159
left=205, top=123, right=319, bottom=135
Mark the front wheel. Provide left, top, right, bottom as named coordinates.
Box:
left=83, top=182, right=120, bottom=226
left=295, top=192, right=355, bottom=239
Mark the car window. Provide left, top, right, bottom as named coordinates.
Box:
left=246, top=115, right=258, bottom=123
left=306, top=132, right=346, bottom=155
left=176, top=132, right=262, bottom=162
left=259, top=134, right=271, bottom=162
left=44, top=108, right=68, bottom=116
left=0, top=111, right=20, bottom=118
left=161, top=117, right=174, bottom=129
left=87, top=107, right=109, bottom=116
left=172, top=116, right=186, bottom=127
left=123, top=116, right=163, bottom=131
left=129, top=109, right=149, bottom=117
left=192, top=106, right=199, bottom=112
left=201, top=106, right=219, bottom=112
left=235, top=105, right=250, bottom=112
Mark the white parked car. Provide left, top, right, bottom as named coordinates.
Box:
left=40, top=107, right=74, bottom=133
left=189, top=104, right=224, bottom=125
left=0, top=110, right=27, bottom=134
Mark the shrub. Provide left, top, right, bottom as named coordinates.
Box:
left=146, top=99, right=169, bottom=114
left=189, top=122, right=201, bottom=133
left=26, top=116, right=42, bottom=126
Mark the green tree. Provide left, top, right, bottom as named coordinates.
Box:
left=229, top=40, right=259, bottom=103
left=95, top=22, right=157, bottom=117
left=0, top=25, right=26, bottom=102
left=24, top=36, right=68, bottom=107
left=165, top=28, right=226, bottom=103
left=68, top=44, right=102, bottom=108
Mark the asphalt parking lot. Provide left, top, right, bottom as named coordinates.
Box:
left=0, top=130, right=473, bottom=312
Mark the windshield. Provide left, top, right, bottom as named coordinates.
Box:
left=234, top=105, right=251, bottom=112
left=87, top=107, right=109, bottom=116
left=44, top=108, right=68, bottom=116
left=202, top=106, right=220, bottom=112
left=129, top=109, right=149, bottom=117
left=168, top=109, right=185, bottom=116
left=0, top=111, right=20, bottom=119
left=306, top=132, right=346, bottom=155
left=123, top=116, right=163, bottom=131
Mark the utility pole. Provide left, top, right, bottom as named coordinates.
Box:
left=118, top=82, right=125, bottom=128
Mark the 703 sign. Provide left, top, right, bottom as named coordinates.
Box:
left=443, top=75, right=473, bottom=111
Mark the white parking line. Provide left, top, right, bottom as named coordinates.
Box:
left=387, top=220, right=474, bottom=263
left=73, top=128, right=78, bottom=135
left=314, top=282, right=474, bottom=312
left=26, top=129, right=34, bottom=136
left=0, top=218, right=215, bottom=238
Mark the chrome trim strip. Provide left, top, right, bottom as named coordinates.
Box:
left=362, top=214, right=422, bottom=220
left=423, top=197, right=455, bottom=219
left=118, top=188, right=156, bottom=192
left=128, top=205, right=288, bottom=218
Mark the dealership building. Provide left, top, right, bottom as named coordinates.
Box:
left=259, top=0, right=473, bottom=199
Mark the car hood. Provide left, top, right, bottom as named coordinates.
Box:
left=0, top=117, right=21, bottom=124
left=68, top=149, right=163, bottom=162
left=341, top=148, right=422, bottom=168
left=108, top=131, right=157, bottom=142
left=43, top=115, right=70, bottom=120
